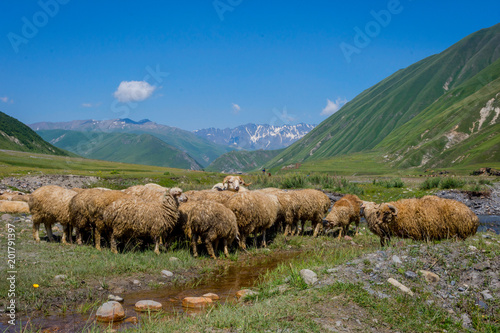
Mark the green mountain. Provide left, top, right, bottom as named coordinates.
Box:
left=266, top=23, right=500, bottom=170
left=37, top=129, right=203, bottom=170
left=205, top=149, right=284, bottom=173
left=0, top=111, right=69, bottom=156
left=30, top=119, right=232, bottom=167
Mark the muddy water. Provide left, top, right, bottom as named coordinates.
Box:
left=2, top=250, right=301, bottom=332
left=478, top=215, right=500, bottom=234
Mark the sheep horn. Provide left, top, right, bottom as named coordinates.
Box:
left=387, top=204, right=398, bottom=215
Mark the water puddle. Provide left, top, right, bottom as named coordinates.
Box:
left=1, top=250, right=301, bottom=332
left=478, top=215, right=500, bottom=234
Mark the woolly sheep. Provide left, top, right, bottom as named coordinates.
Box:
left=179, top=200, right=238, bottom=259
left=0, top=200, right=30, bottom=214
left=29, top=185, right=78, bottom=244
left=258, top=188, right=299, bottom=236
left=184, top=189, right=236, bottom=205
left=122, top=184, right=168, bottom=201
left=222, top=175, right=251, bottom=192
left=362, top=196, right=479, bottom=246
left=69, top=188, right=128, bottom=250
left=224, top=191, right=279, bottom=249
left=323, top=194, right=362, bottom=239
left=103, top=188, right=185, bottom=254
left=290, top=189, right=331, bottom=237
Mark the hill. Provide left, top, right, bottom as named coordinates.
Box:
left=0, top=111, right=69, bottom=156
left=194, top=123, right=315, bottom=151
left=205, top=149, right=284, bottom=173
left=266, top=23, right=500, bottom=170
left=30, top=119, right=232, bottom=167
left=37, top=130, right=203, bottom=170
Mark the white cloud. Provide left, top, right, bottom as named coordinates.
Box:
left=113, top=81, right=156, bottom=103
left=321, top=97, right=347, bottom=116
left=232, top=103, right=241, bottom=114
left=0, top=96, right=13, bottom=104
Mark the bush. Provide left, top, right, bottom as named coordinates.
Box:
left=439, top=177, right=465, bottom=189
left=376, top=178, right=405, bottom=188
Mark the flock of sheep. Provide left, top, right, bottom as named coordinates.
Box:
left=24, top=175, right=480, bottom=258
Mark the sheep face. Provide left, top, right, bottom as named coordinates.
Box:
left=169, top=187, right=187, bottom=204
left=223, top=176, right=250, bottom=192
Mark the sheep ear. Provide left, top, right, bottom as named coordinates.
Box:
left=387, top=204, right=398, bottom=216
left=223, top=176, right=230, bottom=184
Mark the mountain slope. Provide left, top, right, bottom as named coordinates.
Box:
left=205, top=149, right=284, bottom=173
left=267, top=23, right=500, bottom=169
left=37, top=129, right=203, bottom=170
left=30, top=119, right=232, bottom=167
left=194, top=123, right=315, bottom=150
left=0, top=111, right=69, bottom=156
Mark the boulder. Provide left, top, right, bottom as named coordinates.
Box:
left=134, top=300, right=162, bottom=312
left=96, top=301, right=125, bottom=323
left=181, top=297, right=213, bottom=308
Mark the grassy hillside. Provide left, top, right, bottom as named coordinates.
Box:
left=266, top=23, right=500, bottom=170
left=37, top=130, right=203, bottom=170
left=0, top=111, right=68, bottom=156
left=205, top=149, right=284, bottom=173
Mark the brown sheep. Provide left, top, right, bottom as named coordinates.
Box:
left=103, top=188, right=185, bottom=254
left=290, top=189, right=331, bottom=237
left=122, top=184, right=168, bottom=201
left=362, top=196, right=479, bottom=246
left=224, top=191, right=279, bottom=249
left=184, top=189, right=235, bottom=205
left=222, top=175, right=251, bottom=192
left=0, top=200, right=30, bottom=214
left=0, top=192, right=30, bottom=202
left=69, top=189, right=128, bottom=250
left=323, top=194, right=363, bottom=239
left=28, top=185, right=78, bottom=244
left=179, top=200, right=238, bottom=259
left=258, top=188, right=299, bottom=236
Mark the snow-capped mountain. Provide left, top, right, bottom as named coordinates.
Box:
left=193, top=123, right=315, bottom=151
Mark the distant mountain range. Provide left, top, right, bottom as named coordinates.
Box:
left=266, top=23, right=500, bottom=170
left=194, top=123, right=315, bottom=151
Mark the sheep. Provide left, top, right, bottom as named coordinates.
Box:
left=122, top=184, right=168, bottom=201
left=103, top=188, right=185, bottom=254
left=222, top=175, right=252, bottom=192
left=323, top=194, right=363, bottom=239
left=290, top=189, right=331, bottom=237
left=184, top=189, right=236, bottom=205
left=224, top=191, right=279, bottom=249
left=179, top=200, right=238, bottom=259
left=69, top=189, right=128, bottom=250
left=361, top=195, right=479, bottom=246
left=258, top=188, right=299, bottom=236
left=0, top=191, right=30, bottom=202
left=28, top=185, right=78, bottom=244
left=0, top=200, right=30, bottom=214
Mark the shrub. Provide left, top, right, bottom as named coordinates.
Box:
left=420, top=177, right=441, bottom=190
left=439, top=177, right=465, bottom=189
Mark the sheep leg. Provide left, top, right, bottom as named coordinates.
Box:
left=205, top=238, right=216, bottom=259
left=33, top=222, right=40, bottom=243
left=313, top=222, right=322, bottom=238
left=337, top=228, right=343, bottom=240
left=75, top=228, right=82, bottom=245
left=154, top=238, right=160, bottom=255
left=239, top=235, right=247, bottom=250
left=214, top=239, right=220, bottom=254
left=45, top=223, right=54, bottom=242
left=95, top=230, right=102, bottom=251
left=61, top=225, right=68, bottom=245
left=223, top=239, right=230, bottom=258
left=261, top=229, right=267, bottom=248
left=283, top=224, right=290, bottom=237
left=191, top=234, right=199, bottom=257
left=110, top=234, right=118, bottom=254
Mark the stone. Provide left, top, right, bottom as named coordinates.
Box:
left=468, top=245, right=478, bottom=251
left=405, top=271, right=418, bottom=280
left=473, top=261, right=491, bottom=271
left=419, top=270, right=440, bottom=283
left=235, top=289, right=258, bottom=300
left=134, top=300, right=163, bottom=312
left=54, top=275, right=67, bottom=282
left=202, top=293, right=220, bottom=301
left=481, top=290, right=494, bottom=301
left=476, top=299, right=488, bottom=310
left=300, top=269, right=318, bottom=286
left=482, top=234, right=492, bottom=239
left=132, top=280, right=141, bottom=286
left=124, top=317, right=138, bottom=324
left=108, top=295, right=124, bottom=302
left=343, top=235, right=352, bottom=240
left=392, top=255, right=402, bottom=264
left=1, top=214, right=13, bottom=221
left=461, top=313, right=472, bottom=329
left=96, top=301, right=125, bottom=323
left=161, top=270, right=174, bottom=278
left=181, top=297, right=213, bottom=308
left=387, top=278, right=414, bottom=296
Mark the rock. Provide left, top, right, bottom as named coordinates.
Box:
left=202, top=293, right=220, bottom=301
left=300, top=269, right=318, bottom=286
left=481, top=290, right=494, bottom=301
left=54, top=275, right=67, bottom=282
left=181, top=297, right=213, bottom=308
left=473, top=261, right=491, bottom=271
left=108, top=295, right=124, bottom=302
left=476, top=299, right=488, bottom=310
left=124, top=316, right=138, bottom=324
left=1, top=214, right=13, bottom=221
left=134, top=300, right=163, bottom=312
left=235, top=289, right=258, bottom=300
left=468, top=245, right=478, bottom=251
left=96, top=301, right=125, bottom=323
left=169, top=257, right=180, bottom=262
left=405, top=271, right=418, bottom=280
left=392, top=255, right=402, bottom=264
left=482, top=234, right=492, bottom=239
left=387, top=278, right=414, bottom=296
left=461, top=313, right=472, bottom=329
left=161, top=270, right=174, bottom=278
left=343, top=235, right=352, bottom=240
left=132, top=280, right=141, bottom=286
left=419, top=270, right=440, bottom=283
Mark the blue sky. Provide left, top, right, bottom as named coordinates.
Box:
left=1, top=1, right=499, bottom=131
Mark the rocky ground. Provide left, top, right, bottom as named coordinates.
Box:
left=0, top=175, right=100, bottom=193
left=436, top=182, right=500, bottom=215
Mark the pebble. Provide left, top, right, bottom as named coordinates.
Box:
left=108, top=295, right=124, bottom=302
left=132, top=280, right=141, bottom=286
left=468, top=245, right=477, bottom=251
left=134, top=300, right=163, bottom=312
left=419, top=270, right=440, bottom=283
left=481, top=290, right=493, bottom=301
left=392, top=255, right=402, bottom=264
left=405, top=271, right=418, bottom=280
left=461, top=313, right=472, bottom=329
left=96, top=301, right=125, bottom=323
left=387, top=278, right=414, bottom=296
left=299, top=269, right=318, bottom=286
left=181, top=297, right=213, bottom=308
left=161, top=270, right=174, bottom=278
